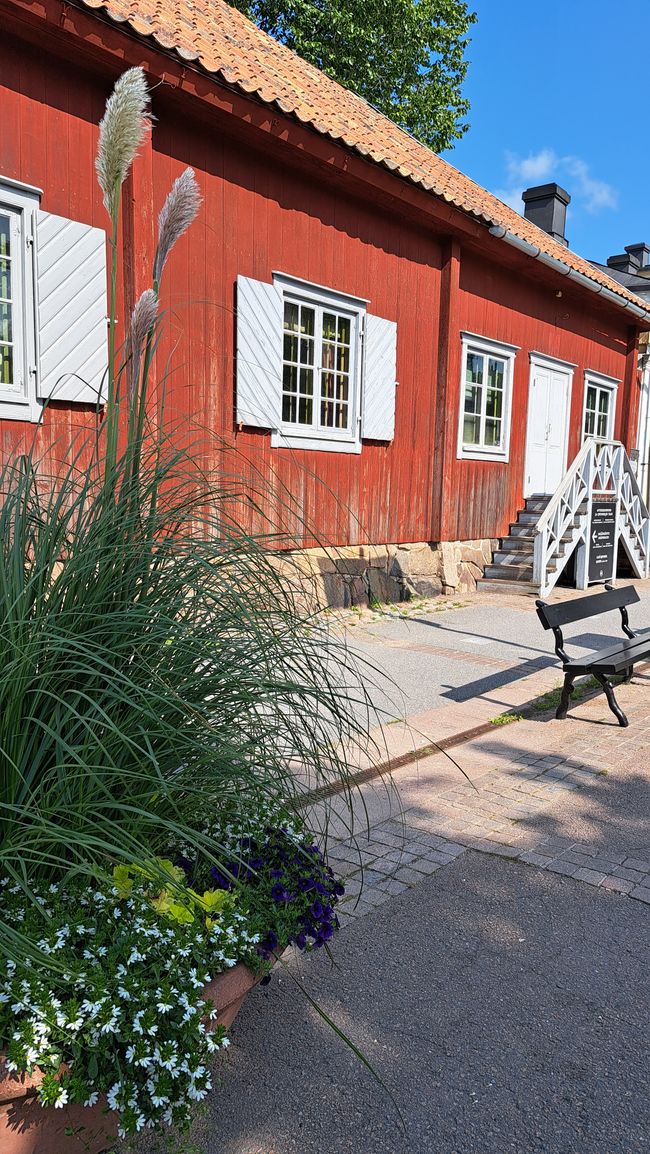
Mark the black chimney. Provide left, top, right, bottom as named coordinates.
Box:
left=625, top=242, right=650, bottom=269
left=522, top=183, right=571, bottom=247
left=607, top=252, right=640, bottom=274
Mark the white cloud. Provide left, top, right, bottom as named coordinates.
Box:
left=506, top=148, right=557, bottom=185
left=493, top=148, right=618, bottom=217
left=562, top=157, right=618, bottom=214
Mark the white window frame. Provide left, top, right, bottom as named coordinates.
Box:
left=582, top=370, right=619, bottom=444
left=0, top=177, right=42, bottom=422
left=456, top=332, right=517, bottom=462
left=271, top=272, right=366, bottom=453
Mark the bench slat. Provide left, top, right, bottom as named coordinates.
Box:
left=565, top=634, right=650, bottom=675
left=537, top=585, right=639, bottom=630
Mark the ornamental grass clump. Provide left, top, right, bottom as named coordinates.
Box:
left=0, top=65, right=373, bottom=1140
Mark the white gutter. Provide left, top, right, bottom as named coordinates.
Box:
left=489, top=225, right=650, bottom=322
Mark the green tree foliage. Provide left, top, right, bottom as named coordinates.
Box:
left=230, top=0, right=477, bottom=152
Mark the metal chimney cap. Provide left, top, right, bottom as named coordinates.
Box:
left=522, top=183, right=571, bottom=207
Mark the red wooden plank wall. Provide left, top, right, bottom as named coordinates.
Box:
left=150, top=98, right=443, bottom=548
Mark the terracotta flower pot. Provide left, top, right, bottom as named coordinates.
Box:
left=0, top=1057, right=118, bottom=1154
left=205, top=960, right=266, bottom=1031
left=0, top=961, right=265, bottom=1153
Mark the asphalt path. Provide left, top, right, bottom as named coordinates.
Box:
left=208, top=852, right=650, bottom=1154
left=344, top=586, right=650, bottom=721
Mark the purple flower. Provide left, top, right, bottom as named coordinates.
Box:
left=209, top=867, right=232, bottom=890
left=257, top=929, right=279, bottom=959
left=320, top=923, right=334, bottom=941
left=310, top=900, right=324, bottom=920
left=271, top=885, right=292, bottom=903
left=269, top=868, right=284, bottom=879
left=295, top=932, right=307, bottom=950
left=333, top=881, right=345, bottom=897
left=297, top=878, right=315, bottom=892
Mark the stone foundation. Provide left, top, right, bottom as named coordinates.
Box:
left=276, top=539, right=498, bottom=610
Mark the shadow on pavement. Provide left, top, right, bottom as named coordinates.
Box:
left=204, top=853, right=648, bottom=1154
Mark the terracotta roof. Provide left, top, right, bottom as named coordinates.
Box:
left=80, top=0, right=646, bottom=315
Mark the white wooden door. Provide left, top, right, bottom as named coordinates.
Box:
left=524, top=362, right=572, bottom=496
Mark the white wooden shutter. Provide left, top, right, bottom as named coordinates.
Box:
left=361, top=313, right=397, bottom=441
left=36, top=211, right=108, bottom=404
left=236, top=275, right=282, bottom=429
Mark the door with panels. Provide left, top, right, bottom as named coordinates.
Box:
left=523, top=355, right=574, bottom=497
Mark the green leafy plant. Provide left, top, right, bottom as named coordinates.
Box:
left=230, top=0, right=477, bottom=151
left=489, top=712, right=523, bottom=726
left=532, top=676, right=602, bottom=713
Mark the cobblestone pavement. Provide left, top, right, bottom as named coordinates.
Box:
left=330, top=671, right=650, bottom=922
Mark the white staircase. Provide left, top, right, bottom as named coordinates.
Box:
left=533, top=439, right=650, bottom=596
left=480, top=440, right=650, bottom=595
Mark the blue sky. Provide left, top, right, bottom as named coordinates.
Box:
left=442, top=0, right=648, bottom=265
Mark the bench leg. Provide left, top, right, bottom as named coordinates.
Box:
left=556, top=672, right=576, bottom=720
left=623, top=665, right=634, bottom=683
left=594, top=672, right=629, bottom=727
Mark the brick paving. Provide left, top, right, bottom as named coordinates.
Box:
left=331, top=670, right=650, bottom=924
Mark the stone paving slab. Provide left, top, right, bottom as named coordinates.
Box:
left=330, top=670, right=650, bottom=923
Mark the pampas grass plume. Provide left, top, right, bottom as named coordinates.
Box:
left=154, top=168, right=202, bottom=286
left=126, top=289, right=158, bottom=398
left=96, top=67, right=150, bottom=218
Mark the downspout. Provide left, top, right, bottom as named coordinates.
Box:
left=489, top=226, right=650, bottom=323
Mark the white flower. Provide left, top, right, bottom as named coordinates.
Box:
left=107, top=1082, right=122, bottom=1111
left=84, top=1092, right=99, bottom=1107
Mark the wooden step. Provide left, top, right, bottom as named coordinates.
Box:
left=509, top=522, right=536, bottom=538
left=524, top=495, right=551, bottom=513
left=476, top=578, right=539, bottom=595
left=492, top=548, right=534, bottom=566
left=483, top=562, right=534, bottom=582
left=497, top=538, right=534, bottom=555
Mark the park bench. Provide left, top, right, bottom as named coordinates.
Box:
left=536, top=584, right=650, bottom=727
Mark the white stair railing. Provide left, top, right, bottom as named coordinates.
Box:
left=533, top=440, right=592, bottom=595
left=533, top=439, right=650, bottom=596
left=616, top=443, right=650, bottom=573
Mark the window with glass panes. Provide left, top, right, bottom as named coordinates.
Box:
left=0, top=209, right=20, bottom=395
left=462, top=346, right=507, bottom=452
left=583, top=379, right=614, bottom=441
left=282, top=299, right=354, bottom=434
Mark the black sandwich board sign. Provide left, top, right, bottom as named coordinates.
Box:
left=588, top=499, right=617, bottom=583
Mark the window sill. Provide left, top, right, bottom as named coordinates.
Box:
left=0, top=398, right=43, bottom=423
left=457, top=446, right=509, bottom=463
left=271, top=430, right=362, bottom=454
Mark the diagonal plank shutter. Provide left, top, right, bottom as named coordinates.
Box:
left=361, top=313, right=397, bottom=441
left=36, top=211, right=108, bottom=404
left=236, top=275, right=283, bottom=429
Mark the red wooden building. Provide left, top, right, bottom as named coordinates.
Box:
left=1, top=0, right=649, bottom=600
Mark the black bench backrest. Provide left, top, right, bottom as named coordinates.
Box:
left=536, top=585, right=639, bottom=631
